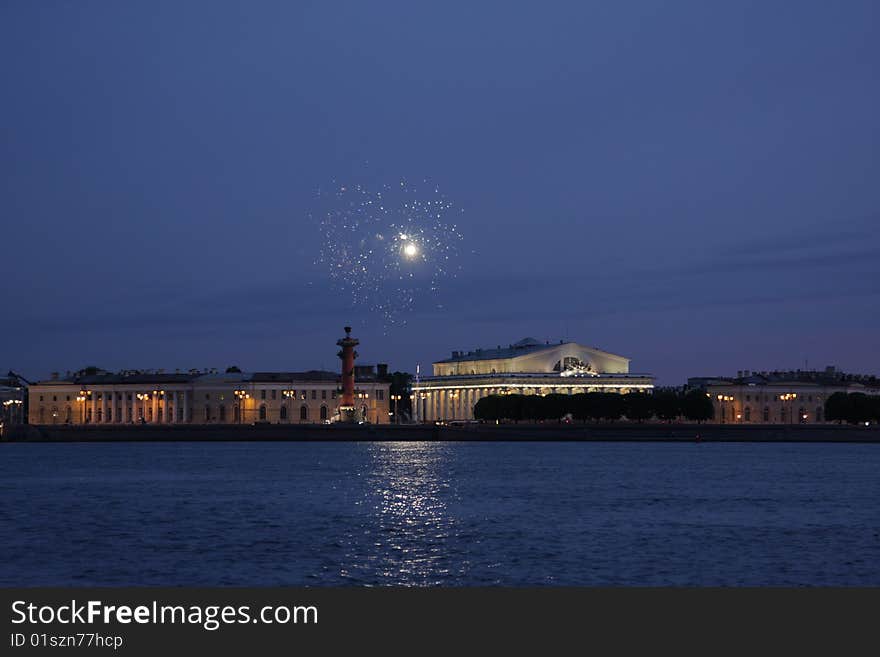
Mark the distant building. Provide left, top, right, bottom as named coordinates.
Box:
left=412, top=338, right=654, bottom=422
left=1, top=373, right=27, bottom=428
left=28, top=367, right=390, bottom=426
left=688, top=367, right=880, bottom=424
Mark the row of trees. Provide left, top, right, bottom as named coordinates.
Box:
left=473, top=391, right=714, bottom=423
left=825, top=392, right=880, bottom=424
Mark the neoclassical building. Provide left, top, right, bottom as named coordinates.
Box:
left=28, top=367, right=390, bottom=426
left=412, top=338, right=654, bottom=422
left=690, top=367, right=880, bottom=424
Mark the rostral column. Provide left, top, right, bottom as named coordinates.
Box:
left=336, top=326, right=359, bottom=422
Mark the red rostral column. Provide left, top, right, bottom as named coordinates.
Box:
left=336, top=326, right=359, bottom=421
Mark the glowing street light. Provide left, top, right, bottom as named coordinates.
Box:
left=76, top=389, right=92, bottom=424
left=780, top=393, right=797, bottom=424
left=234, top=389, right=250, bottom=424
left=390, top=393, right=402, bottom=424
left=2, top=399, right=23, bottom=425
left=716, top=394, right=735, bottom=423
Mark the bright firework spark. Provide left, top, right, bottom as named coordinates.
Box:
left=315, top=178, right=464, bottom=327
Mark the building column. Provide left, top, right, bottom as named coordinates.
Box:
left=152, top=393, right=159, bottom=424
left=90, top=392, right=97, bottom=424
left=183, top=390, right=190, bottom=424
left=101, top=390, right=108, bottom=423
left=168, top=391, right=176, bottom=424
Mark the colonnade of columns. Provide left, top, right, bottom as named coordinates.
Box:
left=414, top=386, right=509, bottom=422
left=412, top=385, right=640, bottom=422
left=79, top=389, right=191, bottom=424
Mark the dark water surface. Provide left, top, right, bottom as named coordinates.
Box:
left=1, top=441, right=878, bottom=586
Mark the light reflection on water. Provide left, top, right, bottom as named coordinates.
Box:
left=2, top=441, right=879, bottom=586
left=336, top=442, right=464, bottom=585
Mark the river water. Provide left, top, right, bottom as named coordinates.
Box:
left=1, top=441, right=877, bottom=585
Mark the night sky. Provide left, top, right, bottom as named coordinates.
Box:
left=2, top=1, right=878, bottom=385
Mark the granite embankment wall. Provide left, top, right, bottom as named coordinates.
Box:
left=3, top=422, right=880, bottom=442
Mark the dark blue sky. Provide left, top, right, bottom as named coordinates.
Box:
left=2, top=1, right=878, bottom=384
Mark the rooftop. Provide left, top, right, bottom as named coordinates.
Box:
left=689, top=367, right=880, bottom=388
left=33, top=369, right=385, bottom=385
left=436, top=338, right=620, bottom=364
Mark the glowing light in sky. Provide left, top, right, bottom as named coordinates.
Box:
left=315, top=178, right=464, bottom=327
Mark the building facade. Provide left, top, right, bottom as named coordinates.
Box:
left=412, top=338, right=654, bottom=422
left=1, top=373, right=27, bottom=429
left=28, top=368, right=390, bottom=426
left=689, top=367, right=880, bottom=424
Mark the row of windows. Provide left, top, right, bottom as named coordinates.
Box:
left=200, top=403, right=333, bottom=422
left=724, top=406, right=824, bottom=422
left=40, top=388, right=386, bottom=403
left=743, top=394, right=822, bottom=403
left=38, top=403, right=344, bottom=423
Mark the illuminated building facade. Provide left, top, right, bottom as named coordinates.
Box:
left=412, top=338, right=654, bottom=422
left=689, top=367, right=880, bottom=424
left=1, top=373, right=26, bottom=428
left=28, top=367, right=390, bottom=426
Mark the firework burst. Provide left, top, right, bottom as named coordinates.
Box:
left=315, top=179, right=464, bottom=327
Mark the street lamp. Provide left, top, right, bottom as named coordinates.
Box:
left=3, top=399, right=23, bottom=425
left=135, top=393, right=150, bottom=423
left=76, top=389, right=92, bottom=424
left=355, top=389, right=370, bottom=423
left=282, top=388, right=295, bottom=423
left=390, top=394, right=402, bottom=424
left=780, top=393, right=797, bottom=424
left=234, top=389, right=250, bottom=424
left=716, top=394, right=735, bottom=423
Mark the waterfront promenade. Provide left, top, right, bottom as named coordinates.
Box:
left=3, top=422, right=880, bottom=442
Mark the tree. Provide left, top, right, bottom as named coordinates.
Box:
left=542, top=394, right=570, bottom=422
left=499, top=394, right=526, bottom=423
left=653, top=391, right=681, bottom=422
left=567, top=393, right=596, bottom=423
left=521, top=394, right=546, bottom=421
left=474, top=395, right=502, bottom=422
left=599, top=393, right=626, bottom=422
left=388, top=371, right=413, bottom=421
left=825, top=392, right=878, bottom=424
left=225, top=366, right=242, bottom=373
left=681, top=390, right=714, bottom=423
left=624, top=392, right=654, bottom=422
